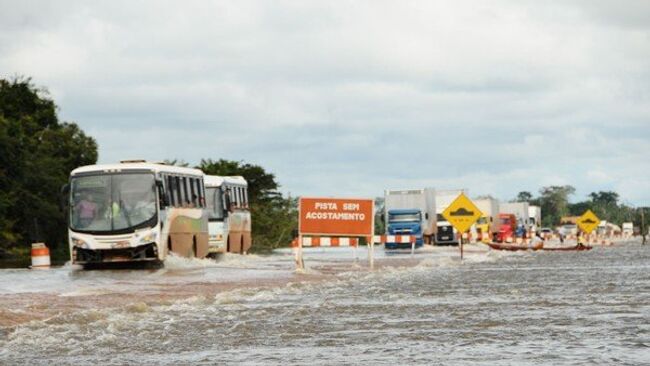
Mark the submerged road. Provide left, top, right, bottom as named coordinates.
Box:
left=0, top=240, right=648, bottom=365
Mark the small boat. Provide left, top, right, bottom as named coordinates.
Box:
left=541, top=243, right=592, bottom=251
left=486, top=241, right=543, bottom=251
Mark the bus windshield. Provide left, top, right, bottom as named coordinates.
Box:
left=206, top=187, right=224, bottom=220
left=70, top=173, right=157, bottom=233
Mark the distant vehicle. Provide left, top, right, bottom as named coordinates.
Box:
left=383, top=188, right=436, bottom=249
left=435, top=189, right=467, bottom=245
left=204, top=175, right=252, bottom=254
left=496, top=213, right=517, bottom=243
left=540, top=227, right=553, bottom=239
left=65, top=161, right=209, bottom=266
left=474, top=198, right=499, bottom=242
left=500, top=202, right=530, bottom=237
left=622, top=222, right=633, bottom=236
left=559, top=224, right=577, bottom=236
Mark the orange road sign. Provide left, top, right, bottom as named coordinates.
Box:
left=577, top=210, right=600, bottom=234
left=299, top=197, right=374, bottom=236
left=441, top=193, right=483, bottom=233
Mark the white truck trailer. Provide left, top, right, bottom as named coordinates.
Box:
left=500, top=202, right=530, bottom=226
left=474, top=198, right=500, bottom=242
left=435, top=189, right=467, bottom=245
left=383, top=188, right=437, bottom=248
left=622, top=222, right=634, bottom=237
left=528, top=206, right=542, bottom=234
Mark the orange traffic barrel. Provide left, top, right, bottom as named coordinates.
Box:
left=31, top=242, right=51, bottom=269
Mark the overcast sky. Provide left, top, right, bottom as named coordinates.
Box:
left=1, top=0, right=649, bottom=205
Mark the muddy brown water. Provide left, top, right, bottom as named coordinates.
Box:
left=0, top=242, right=648, bottom=365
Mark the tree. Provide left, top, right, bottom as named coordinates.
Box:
left=0, top=77, right=97, bottom=259
left=197, top=159, right=280, bottom=204
left=374, top=197, right=385, bottom=235
left=585, top=191, right=620, bottom=221
left=515, top=191, right=533, bottom=203
left=589, top=191, right=619, bottom=205
left=538, top=185, right=575, bottom=227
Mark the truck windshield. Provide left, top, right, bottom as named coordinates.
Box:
left=388, top=213, right=421, bottom=222
left=500, top=217, right=511, bottom=225
left=206, top=187, right=224, bottom=220
left=70, top=173, right=157, bottom=233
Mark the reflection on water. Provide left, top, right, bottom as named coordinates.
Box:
left=0, top=243, right=648, bottom=365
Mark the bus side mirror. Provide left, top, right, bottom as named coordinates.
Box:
left=425, top=213, right=429, bottom=220
left=224, top=194, right=232, bottom=213
left=156, top=180, right=169, bottom=207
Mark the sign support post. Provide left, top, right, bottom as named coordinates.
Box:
left=368, top=236, right=374, bottom=269
left=368, top=211, right=375, bottom=269
left=295, top=233, right=304, bottom=271
left=460, top=233, right=464, bottom=260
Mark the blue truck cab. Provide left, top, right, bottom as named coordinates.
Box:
left=385, top=209, right=424, bottom=249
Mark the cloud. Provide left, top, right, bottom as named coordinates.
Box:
left=0, top=0, right=648, bottom=205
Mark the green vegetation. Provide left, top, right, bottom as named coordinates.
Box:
left=514, top=187, right=648, bottom=234
left=0, top=78, right=97, bottom=262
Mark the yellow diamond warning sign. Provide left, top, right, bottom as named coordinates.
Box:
left=441, top=193, right=483, bottom=234
left=577, top=209, right=600, bottom=234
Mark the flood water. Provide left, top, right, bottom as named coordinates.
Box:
left=1, top=241, right=648, bottom=365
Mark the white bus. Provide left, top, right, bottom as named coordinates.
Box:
left=204, top=175, right=252, bottom=254
left=66, top=161, right=209, bottom=265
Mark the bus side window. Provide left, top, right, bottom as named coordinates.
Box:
left=175, top=176, right=182, bottom=207
left=244, top=187, right=249, bottom=207
left=189, top=178, right=197, bottom=207
left=182, top=177, right=190, bottom=206
left=196, top=179, right=205, bottom=207
left=167, top=175, right=175, bottom=207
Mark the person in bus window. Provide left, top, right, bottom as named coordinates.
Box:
left=76, top=193, right=98, bottom=228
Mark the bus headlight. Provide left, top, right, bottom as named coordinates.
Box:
left=139, top=232, right=157, bottom=244
left=71, top=237, right=88, bottom=248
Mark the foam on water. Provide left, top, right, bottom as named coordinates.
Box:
left=162, top=253, right=222, bottom=269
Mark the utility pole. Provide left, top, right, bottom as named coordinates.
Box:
left=641, top=207, right=646, bottom=245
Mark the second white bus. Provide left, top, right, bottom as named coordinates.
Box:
left=204, top=175, right=252, bottom=254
